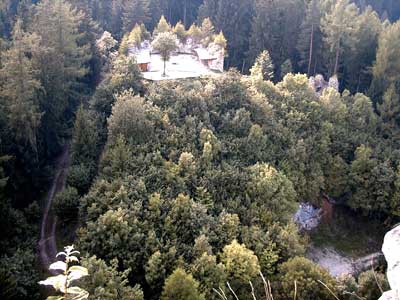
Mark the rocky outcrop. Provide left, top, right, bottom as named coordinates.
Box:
left=379, top=225, right=400, bottom=300
left=309, top=74, right=339, bottom=96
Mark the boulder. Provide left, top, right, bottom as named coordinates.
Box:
left=379, top=225, right=400, bottom=300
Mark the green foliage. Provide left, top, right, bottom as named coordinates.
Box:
left=174, top=21, right=188, bottom=44
left=153, top=15, right=172, bottom=36
left=30, top=0, right=90, bottom=153
left=199, top=0, right=253, bottom=68
left=67, top=164, right=95, bottom=195
left=145, top=251, right=166, bottom=293
left=278, top=256, right=337, bottom=300
left=371, top=21, right=400, bottom=99
left=349, top=145, right=396, bottom=214
left=188, top=24, right=202, bottom=45
left=378, top=84, right=400, bottom=142
left=220, top=240, right=260, bottom=297
left=107, top=90, right=158, bottom=145
left=200, top=18, right=215, bottom=47
left=71, top=105, right=99, bottom=167
left=392, top=166, right=400, bottom=217
left=151, top=32, right=178, bottom=76
left=0, top=270, right=17, bottom=300
left=161, top=268, right=205, bottom=300
left=191, top=253, right=226, bottom=300
left=321, top=0, right=359, bottom=75
left=249, top=0, right=305, bottom=74
left=81, top=256, right=143, bottom=300
left=39, top=245, right=89, bottom=300
left=122, top=1, right=150, bottom=33
left=0, top=19, right=42, bottom=151
left=357, top=270, right=389, bottom=300
left=247, top=163, right=297, bottom=224
left=251, top=50, right=274, bottom=81
left=53, top=186, right=80, bottom=221
left=214, top=31, right=227, bottom=49
left=108, top=55, right=144, bottom=94
left=280, top=59, right=293, bottom=78
left=0, top=248, right=40, bottom=300
left=3, top=3, right=400, bottom=300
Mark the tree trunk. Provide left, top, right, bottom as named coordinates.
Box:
left=333, top=39, right=340, bottom=75
left=183, top=0, right=187, bottom=28
left=163, top=59, right=166, bottom=76
left=308, top=23, right=314, bottom=76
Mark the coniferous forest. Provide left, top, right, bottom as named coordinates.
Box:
left=1, top=0, right=400, bottom=299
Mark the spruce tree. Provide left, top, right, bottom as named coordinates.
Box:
left=161, top=268, right=204, bottom=300
left=0, top=19, right=42, bottom=153
left=371, top=21, right=400, bottom=100
left=122, top=0, right=150, bottom=33
left=153, top=15, right=171, bottom=37
left=250, top=50, right=274, bottom=81
left=30, top=0, right=90, bottom=155
left=321, top=0, right=359, bottom=76
left=296, top=0, right=324, bottom=75
left=378, top=84, right=400, bottom=143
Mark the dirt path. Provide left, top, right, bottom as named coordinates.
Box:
left=307, top=246, right=383, bottom=277
left=38, top=145, right=70, bottom=272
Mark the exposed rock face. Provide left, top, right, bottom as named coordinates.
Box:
left=309, top=74, right=339, bottom=96
left=294, top=203, right=322, bottom=231
left=379, top=225, right=400, bottom=300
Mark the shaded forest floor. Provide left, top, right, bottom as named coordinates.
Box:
left=310, top=205, right=386, bottom=257
left=306, top=205, right=386, bottom=276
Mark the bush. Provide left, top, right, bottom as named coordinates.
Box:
left=67, top=164, right=95, bottom=194
left=53, top=186, right=80, bottom=220
left=161, top=268, right=204, bottom=300
left=357, top=270, right=389, bottom=300
left=278, top=256, right=337, bottom=300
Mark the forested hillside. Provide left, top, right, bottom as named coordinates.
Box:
left=1, top=0, right=400, bottom=300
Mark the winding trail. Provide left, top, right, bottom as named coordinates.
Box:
left=38, top=145, right=70, bottom=272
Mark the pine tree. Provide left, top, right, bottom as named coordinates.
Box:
left=249, top=0, right=306, bottom=74
left=30, top=0, right=90, bottom=155
left=0, top=19, right=42, bottom=153
left=343, top=7, right=382, bottom=92
left=153, top=15, right=171, bottom=37
left=199, top=0, right=254, bottom=69
left=161, top=268, right=205, bottom=300
left=71, top=105, right=99, bottom=166
left=321, top=0, right=359, bottom=76
left=296, top=0, right=324, bottom=76
left=188, top=24, right=202, bottom=45
left=250, top=50, right=274, bottom=81
left=214, top=31, right=227, bottom=49
left=220, top=240, right=260, bottom=299
left=378, top=84, right=400, bottom=143
left=122, top=0, right=150, bottom=33
left=280, top=59, right=293, bottom=79
left=174, top=21, right=188, bottom=44
left=370, top=20, right=400, bottom=100
left=200, top=17, right=215, bottom=47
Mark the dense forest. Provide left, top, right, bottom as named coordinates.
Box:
left=1, top=0, right=400, bottom=299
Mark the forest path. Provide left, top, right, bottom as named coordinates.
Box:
left=307, top=246, right=383, bottom=277
left=38, top=145, right=70, bottom=272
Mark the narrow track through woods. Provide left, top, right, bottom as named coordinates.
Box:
left=38, top=145, right=70, bottom=272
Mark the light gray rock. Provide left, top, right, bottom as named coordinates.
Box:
left=379, top=225, right=400, bottom=300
